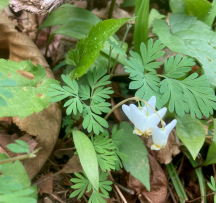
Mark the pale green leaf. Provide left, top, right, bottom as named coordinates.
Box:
left=169, top=0, right=185, bottom=13
left=7, top=140, right=30, bottom=154
left=176, top=114, right=205, bottom=159
left=153, top=13, right=216, bottom=86
left=0, top=0, right=9, bottom=11
left=73, top=130, right=99, bottom=191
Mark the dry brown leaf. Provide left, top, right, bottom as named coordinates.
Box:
left=59, top=154, right=82, bottom=174
left=0, top=10, right=61, bottom=179
left=111, top=97, right=121, bottom=122
left=19, top=134, right=38, bottom=152
left=128, top=155, right=167, bottom=203
left=37, top=172, right=53, bottom=195
left=10, top=0, right=71, bottom=15
left=146, top=129, right=180, bottom=164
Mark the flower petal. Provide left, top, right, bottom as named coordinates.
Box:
left=151, top=144, right=162, bottom=150
left=141, top=96, right=156, bottom=115
left=152, top=125, right=169, bottom=148
left=122, top=104, right=133, bottom=123
left=165, top=119, right=177, bottom=135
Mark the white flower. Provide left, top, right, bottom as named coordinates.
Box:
left=151, top=119, right=177, bottom=150
left=122, top=96, right=167, bottom=137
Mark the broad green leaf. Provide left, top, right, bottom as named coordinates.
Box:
left=67, top=18, right=129, bottom=79
left=0, top=59, right=59, bottom=118
left=38, top=5, right=100, bottom=32
left=7, top=140, right=30, bottom=154
left=118, top=122, right=150, bottom=191
left=73, top=130, right=99, bottom=191
left=134, top=0, right=149, bottom=53
left=176, top=114, right=205, bottom=159
left=153, top=13, right=216, bottom=86
left=203, top=119, right=216, bottom=166
left=0, top=0, right=9, bottom=11
left=183, top=0, right=211, bottom=21
left=169, top=0, right=185, bottom=13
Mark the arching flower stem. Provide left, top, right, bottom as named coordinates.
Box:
left=104, top=97, right=165, bottom=130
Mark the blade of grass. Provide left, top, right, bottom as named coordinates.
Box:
left=166, top=163, right=188, bottom=203
left=134, top=0, right=149, bottom=54
left=183, top=150, right=207, bottom=203
left=204, top=0, right=216, bottom=26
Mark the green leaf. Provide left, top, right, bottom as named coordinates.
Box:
left=107, top=38, right=127, bottom=57
left=169, top=0, right=185, bottom=13
left=70, top=171, right=112, bottom=202
left=176, top=114, right=205, bottom=159
left=160, top=73, right=216, bottom=118
left=134, top=0, right=149, bottom=53
left=0, top=0, right=9, bottom=11
left=0, top=60, right=59, bottom=118
left=163, top=54, right=195, bottom=78
left=92, top=131, right=117, bottom=171
left=204, top=0, right=216, bottom=26
left=121, top=0, right=135, bottom=7
left=148, top=9, right=165, bottom=28
left=72, top=130, right=99, bottom=191
left=183, top=0, right=211, bottom=21
left=38, top=5, right=100, bottom=34
left=7, top=140, right=30, bottom=154
left=125, top=39, right=165, bottom=108
left=203, top=119, right=216, bottom=166
left=67, top=18, right=129, bottom=79
left=153, top=13, right=216, bottom=86
left=0, top=72, right=17, bottom=107
left=118, top=122, right=150, bottom=191
left=0, top=153, right=37, bottom=203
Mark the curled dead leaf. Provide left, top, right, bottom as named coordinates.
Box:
left=128, top=155, right=167, bottom=203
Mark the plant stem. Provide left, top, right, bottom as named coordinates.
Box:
left=110, top=16, right=134, bottom=75
left=108, top=0, right=116, bottom=19
left=0, top=148, right=41, bottom=165
left=110, top=73, right=130, bottom=78
left=104, top=96, right=165, bottom=129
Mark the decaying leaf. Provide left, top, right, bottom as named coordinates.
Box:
left=59, top=154, right=82, bottom=174
left=9, top=0, right=71, bottom=15
left=146, top=129, right=180, bottom=164
left=128, top=155, right=167, bottom=203
left=37, top=172, right=53, bottom=195
left=0, top=10, right=61, bottom=179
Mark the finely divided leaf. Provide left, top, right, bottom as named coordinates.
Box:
left=66, top=18, right=129, bottom=78
left=164, top=54, right=195, bottom=78
left=0, top=60, right=58, bottom=118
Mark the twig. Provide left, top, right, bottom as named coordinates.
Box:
left=185, top=192, right=215, bottom=202
left=108, top=171, right=128, bottom=203
left=114, top=181, right=135, bottom=195
left=167, top=184, right=178, bottom=203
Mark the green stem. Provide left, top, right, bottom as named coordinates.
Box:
left=0, top=148, right=41, bottom=165
left=108, top=0, right=116, bottom=19
left=110, top=73, right=130, bottom=78
left=110, top=16, right=134, bottom=75
left=104, top=96, right=165, bottom=129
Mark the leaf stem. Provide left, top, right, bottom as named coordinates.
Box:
left=0, top=148, right=41, bottom=165
left=110, top=16, right=134, bottom=75
left=104, top=96, right=165, bottom=129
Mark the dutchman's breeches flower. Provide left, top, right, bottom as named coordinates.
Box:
left=151, top=119, right=177, bottom=150
left=122, top=96, right=167, bottom=137
left=122, top=96, right=177, bottom=150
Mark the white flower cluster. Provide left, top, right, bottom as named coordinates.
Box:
left=122, top=96, right=177, bottom=150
